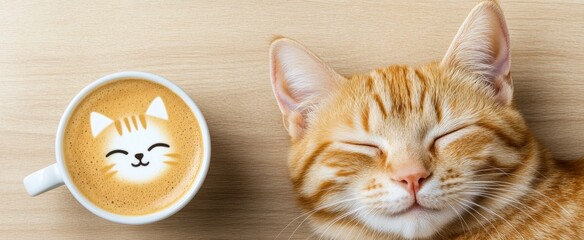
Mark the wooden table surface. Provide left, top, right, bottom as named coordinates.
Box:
left=1, top=1, right=583, bottom=239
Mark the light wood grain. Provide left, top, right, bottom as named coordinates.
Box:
left=0, top=1, right=582, bottom=239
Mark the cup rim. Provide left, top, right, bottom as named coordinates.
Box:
left=55, top=71, right=211, bottom=224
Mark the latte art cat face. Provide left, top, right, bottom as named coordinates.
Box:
left=64, top=79, right=203, bottom=216
left=91, top=97, right=177, bottom=183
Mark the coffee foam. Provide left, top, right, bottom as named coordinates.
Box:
left=63, top=79, right=203, bottom=216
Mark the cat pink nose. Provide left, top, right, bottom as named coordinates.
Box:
left=391, top=167, right=430, bottom=196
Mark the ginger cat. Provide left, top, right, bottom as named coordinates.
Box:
left=269, top=1, right=584, bottom=239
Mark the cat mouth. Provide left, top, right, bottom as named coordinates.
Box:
left=131, top=161, right=150, bottom=167
left=394, top=203, right=439, bottom=216
left=376, top=203, right=439, bottom=217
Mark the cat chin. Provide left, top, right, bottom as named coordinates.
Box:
left=356, top=206, right=456, bottom=239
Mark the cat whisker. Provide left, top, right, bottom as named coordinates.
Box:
left=349, top=207, right=374, bottom=240
left=454, top=199, right=502, bottom=240
left=427, top=210, right=448, bottom=239
left=465, top=180, right=569, bottom=215
left=366, top=208, right=381, bottom=240
left=473, top=168, right=545, bottom=183
left=279, top=194, right=361, bottom=240
left=165, top=153, right=181, bottom=158
left=463, top=183, right=567, bottom=217
left=326, top=206, right=367, bottom=240
left=458, top=189, right=547, bottom=230
left=459, top=187, right=538, bottom=211
left=100, top=163, right=115, bottom=173
left=471, top=168, right=513, bottom=175
left=447, top=201, right=470, bottom=237
left=453, top=200, right=495, bottom=240
left=104, top=170, right=118, bottom=179
left=315, top=206, right=365, bottom=240
left=458, top=198, right=525, bottom=240
left=462, top=186, right=535, bottom=205
left=163, top=159, right=179, bottom=165
left=514, top=161, right=547, bottom=179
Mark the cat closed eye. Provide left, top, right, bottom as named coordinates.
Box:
left=430, top=126, right=469, bottom=151
left=105, top=149, right=128, bottom=157
left=339, top=141, right=383, bottom=155
left=148, top=143, right=170, bottom=151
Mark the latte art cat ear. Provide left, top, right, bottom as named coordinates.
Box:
left=146, top=97, right=168, bottom=120
left=90, top=112, right=114, bottom=137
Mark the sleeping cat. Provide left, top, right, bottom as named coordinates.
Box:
left=269, top=1, right=584, bottom=239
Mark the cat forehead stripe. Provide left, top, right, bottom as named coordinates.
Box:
left=139, top=114, right=147, bottom=129
left=113, top=115, right=150, bottom=136
left=123, top=117, right=132, bottom=133
left=114, top=120, right=123, bottom=135
left=131, top=116, right=138, bottom=130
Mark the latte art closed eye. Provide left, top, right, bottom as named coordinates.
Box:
left=63, top=79, right=204, bottom=216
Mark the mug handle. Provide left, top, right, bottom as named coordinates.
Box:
left=23, top=163, right=65, bottom=196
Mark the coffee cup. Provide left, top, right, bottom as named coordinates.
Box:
left=23, top=71, right=211, bottom=224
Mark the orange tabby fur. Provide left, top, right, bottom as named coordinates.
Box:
left=270, top=1, right=584, bottom=239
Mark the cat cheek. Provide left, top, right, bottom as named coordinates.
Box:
left=417, top=179, right=450, bottom=209
left=487, top=145, right=523, bottom=167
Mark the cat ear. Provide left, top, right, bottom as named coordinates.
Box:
left=146, top=97, right=168, bottom=120
left=90, top=112, right=114, bottom=137
left=269, top=37, right=346, bottom=140
left=441, top=1, right=513, bottom=105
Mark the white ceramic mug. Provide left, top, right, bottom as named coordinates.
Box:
left=23, top=71, right=211, bottom=224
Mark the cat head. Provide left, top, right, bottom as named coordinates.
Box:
left=270, top=1, right=538, bottom=239
left=90, top=97, right=177, bottom=183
